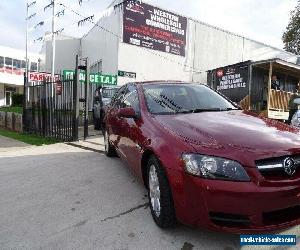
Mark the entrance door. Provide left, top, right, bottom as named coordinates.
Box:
left=5, top=91, right=12, bottom=106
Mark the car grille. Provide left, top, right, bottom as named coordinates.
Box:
left=263, top=205, right=300, bottom=225
left=209, top=212, right=250, bottom=228
left=256, top=155, right=300, bottom=180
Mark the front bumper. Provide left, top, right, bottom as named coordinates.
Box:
left=179, top=175, right=300, bottom=233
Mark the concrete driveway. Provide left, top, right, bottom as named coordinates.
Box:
left=0, top=142, right=299, bottom=250
left=0, top=135, right=29, bottom=151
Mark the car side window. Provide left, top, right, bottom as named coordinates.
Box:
left=112, top=85, right=129, bottom=108
left=121, top=85, right=140, bottom=114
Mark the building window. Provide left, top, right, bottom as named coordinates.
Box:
left=90, top=60, right=102, bottom=73
left=0, top=56, right=4, bottom=68
left=5, top=57, right=12, bottom=67
left=21, top=60, right=26, bottom=70
left=5, top=87, right=16, bottom=106
left=13, top=59, right=21, bottom=69
left=30, top=62, right=37, bottom=72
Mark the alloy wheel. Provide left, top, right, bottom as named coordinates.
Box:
left=104, top=130, right=109, bottom=152
left=149, top=164, right=161, bottom=217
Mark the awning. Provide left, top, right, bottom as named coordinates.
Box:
left=252, top=58, right=300, bottom=79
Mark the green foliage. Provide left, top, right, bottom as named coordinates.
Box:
left=11, top=93, right=23, bottom=107
left=0, top=106, right=23, bottom=114
left=282, top=1, right=300, bottom=55
left=0, top=129, right=59, bottom=146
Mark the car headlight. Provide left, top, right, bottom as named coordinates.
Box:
left=182, top=154, right=250, bottom=182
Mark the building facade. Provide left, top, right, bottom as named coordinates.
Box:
left=0, top=46, right=40, bottom=106
left=40, top=0, right=300, bottom=86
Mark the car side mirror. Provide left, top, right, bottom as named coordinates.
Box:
left=118, top=107, right=136, bottom=118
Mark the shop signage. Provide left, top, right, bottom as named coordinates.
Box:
left=0, top=67, right=24, bottom=75
left=29, top=72, right=60, bottom=82
left=123, top=1, right=187, bottom=56
left=118, top=70, right=136, bottom=78
left=215, top=65, right=249, bottom=103
left=63, top=70, right=117, bottom=85
left=56, top=80, right=62, bottom=95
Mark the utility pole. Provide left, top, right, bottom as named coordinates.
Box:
left=24, top=0, right=36, bottom=131
left=83, top=58, right=89, bottom=140
left=24, top=1, right=29, bottom=132
left=73, top=55, right=80, bottom=141
left=51, top=0, right=56, bottom=79
left=25, top=1, right=29, bottom=84
left=25, top=0, right=36, bottom=83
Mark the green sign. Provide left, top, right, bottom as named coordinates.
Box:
left=118, top=70, right=136, bottom=79
left=63, top=70, right=117, bottom=85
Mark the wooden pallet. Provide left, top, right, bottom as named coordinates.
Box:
left=239, top=95, right=251, bottom=110
left=269, top=89, right=293, bottom=111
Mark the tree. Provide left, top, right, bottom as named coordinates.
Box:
left=282, top=1, right=300, bottom=55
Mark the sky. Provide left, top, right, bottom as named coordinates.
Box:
left=0, top=0, right=297, bottom=53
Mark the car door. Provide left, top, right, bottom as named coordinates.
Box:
left=106, top=85, right=129, bottom=150
left=117, top=85, right=144, bottom=177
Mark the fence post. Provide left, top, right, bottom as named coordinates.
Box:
left=72, top=55, right=80, bottom=141
left=23, top=72, right=28, bottom=132
left=84, top=58, right=89, bottom=140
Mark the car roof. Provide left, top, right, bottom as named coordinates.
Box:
left=102, top=86, right=119, bottom=88
left=132, top=80, right=204, bottom=85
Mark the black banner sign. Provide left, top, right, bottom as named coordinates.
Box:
left=123, top=1, right=187, bottom=56
left=215, top=65, right=249, bottom=103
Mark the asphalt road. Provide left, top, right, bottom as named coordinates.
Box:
left=0, top=141, right=299, bottom=250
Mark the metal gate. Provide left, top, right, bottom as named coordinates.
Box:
left=23, top=56, right=101, bottom=142
left=23, top=77, right=78, bottom=142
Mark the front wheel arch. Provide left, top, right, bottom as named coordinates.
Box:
left=141, top=150, right=174, bottom=191
left=141, top=150, right=155, bottom=189
left=147, top=155, right=176, bottom=228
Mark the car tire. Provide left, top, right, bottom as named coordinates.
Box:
left=94, top=124, right=100, bottom=130
left=147, top=156, right=176, bottom=228
left=94, top=118, right=101, bottom=130
left=104, top=130, right=116, bottom=157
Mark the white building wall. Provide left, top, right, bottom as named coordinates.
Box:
left=0, top=74, right=24, bottom=86
left=118, top=43, right=192, bottom=85
left=0, top=46, right=39, bottom=106
left=81, top=7, right=121, bottom=76
left=117, top=5, right=299, bottom=85
left=191, top=20, right=299, bottom=83
left=41, top=2, right=300, bottom=86
left=243, top=39, right=298, bottom=63
left=0, top=84, right=4, bottom=106
left=41, top=36, right=80, bottom=73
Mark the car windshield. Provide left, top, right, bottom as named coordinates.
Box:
left=143, top=83, right=238, bottom=115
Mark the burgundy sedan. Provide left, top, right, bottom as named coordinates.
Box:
left=104, top=81, right=300, bottom=233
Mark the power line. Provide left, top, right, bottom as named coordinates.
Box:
left=26, top=0, right=73, bottom=52
left=44, top=1, right=53, bottom=12
left=29, top=10, right=65, bottom=32
left=58, top=2, right=206, bottom=74
left=27, top=1, right=37, bottom=8
left=106, top=0, right=119, bottom=9
left=29, top=0, right=80, bottom=34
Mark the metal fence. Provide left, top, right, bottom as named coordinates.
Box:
left=24, top=78, right=76, bottom=142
